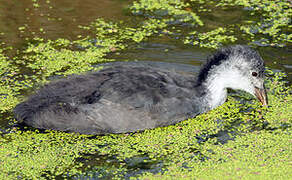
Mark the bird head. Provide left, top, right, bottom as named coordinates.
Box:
left=227, top=45, right=268, bottom=106
left=198, top=45, right=268, bottom=107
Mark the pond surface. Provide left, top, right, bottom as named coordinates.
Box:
left=0, top=0, right=131, bottom=48
left=0, top=0, right=291, bottom=179
left=0, top=0, right=291, bottom=81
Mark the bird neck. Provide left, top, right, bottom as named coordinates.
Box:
left=200, top=67, right=240, bottom=110
left=203, top=76, right=228, bottom=110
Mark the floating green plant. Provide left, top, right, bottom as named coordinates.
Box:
left=131, top=0, right=203, bottom=26
left=184, top=27, right=237, bottom=48
left=0, top=69, right=291, bottom=179
left=216, top=0, right=292, bottom=46
left=0, top=0, right=291, bottom=179
left=0, top=49, right=32, bottom=113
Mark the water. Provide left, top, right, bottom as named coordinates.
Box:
left=0, top=0, right=291, bottom=81
left=0, top=0, right=289, bottom=139
left=0, top=0, right=131, bottom=48
left=0, top=0, right=291, bottom=178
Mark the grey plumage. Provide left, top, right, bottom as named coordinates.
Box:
left=14, top=45, right=267, bottom=134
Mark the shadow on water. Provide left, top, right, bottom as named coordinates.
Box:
left=62, top=117, right=274, bottom=179
left=69, top=153, right=164, bottom=180
left=107, top=41, right=208, bottom=66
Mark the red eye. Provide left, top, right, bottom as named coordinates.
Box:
left=252, top=72, right=258, bottom=77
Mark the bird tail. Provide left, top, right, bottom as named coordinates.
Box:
left=13, top=102, right=37, bottom=126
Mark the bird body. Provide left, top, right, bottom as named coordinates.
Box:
left=14, top=45, right=267, bottom=134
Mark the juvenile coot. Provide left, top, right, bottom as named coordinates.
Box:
left=14, top=45, right=267, bottom=134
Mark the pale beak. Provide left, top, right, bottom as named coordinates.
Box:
left=254, top=87, right=268, bottom=106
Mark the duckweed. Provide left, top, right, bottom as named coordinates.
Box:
left=184, top=27, right=237, bottom=48
left=0, top=72, right=291, bottom=179
left=0, top=49, right=32, bottom=113
left=0, top=49, right=18, bottom=112
left=131, top=0, right=203, bottom=26
left=0, top=0, right=291, bottom=179
left=130, top=0, right=291, bottom=48
left=217, top=0, right=291, bottom=46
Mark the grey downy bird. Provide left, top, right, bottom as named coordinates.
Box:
left=14, top=45, right=268, bottom=134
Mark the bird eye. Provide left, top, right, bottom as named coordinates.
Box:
left=252, top=72, right=258, bottom=77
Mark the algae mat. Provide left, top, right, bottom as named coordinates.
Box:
left=0, top=0, right=291, bottom=179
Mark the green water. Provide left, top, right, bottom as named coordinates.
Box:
left=0, top=0, right=291, bottom=179
left=0, top=0, right=291, bottom=79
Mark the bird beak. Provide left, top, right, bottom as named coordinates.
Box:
left=254, top=87, right=268, bottom=106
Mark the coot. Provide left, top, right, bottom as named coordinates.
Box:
left=14, top=45, right=267, bottom=134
